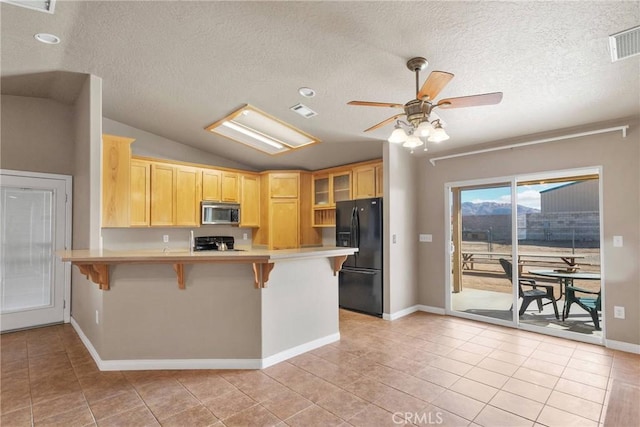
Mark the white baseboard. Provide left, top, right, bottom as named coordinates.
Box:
left=71, top=317, right=338, bottom=370
left=261, top=332, right=340, bottom=368
left=416, top=305, right=446, bottom=315
left=383, top=305, right=420, bottom=321
left=605, top=339, right=640, bottom=354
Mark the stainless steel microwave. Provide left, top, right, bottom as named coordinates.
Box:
left=201, top=202, right=240, bottom=225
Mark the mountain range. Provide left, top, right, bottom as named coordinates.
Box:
left=462, top=202, right=539, bottom=216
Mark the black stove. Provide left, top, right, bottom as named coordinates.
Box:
left=193, top=236, right=235, bottom=251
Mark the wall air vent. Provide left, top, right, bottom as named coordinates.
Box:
left=1, top=0, right=55, bottom=14
left=609, top=25, right=640, bottom=62
left=290, top=103, right=318, bottom=118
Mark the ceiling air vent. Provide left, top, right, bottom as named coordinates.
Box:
left=609, top=25, right=640, bottom=62
left=290, top=103, right=318, bottom=118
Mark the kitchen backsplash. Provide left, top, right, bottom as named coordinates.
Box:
left=101, top=226, right=253, bottom=251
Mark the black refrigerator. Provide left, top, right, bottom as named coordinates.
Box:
left=336, top=197, right=383, bottom=317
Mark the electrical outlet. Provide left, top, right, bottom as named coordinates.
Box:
left=419, top=234, right=432, bottom=242
left=243, top=233, right=248, bottom=240
left=95, top=310, right=99, bottom=324
left=613, top=236, right=623, bottom=247
left=163, top=234, right=169, bottom=243
left=614, top=306, right=625, bottom=319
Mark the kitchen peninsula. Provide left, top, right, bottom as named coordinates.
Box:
left=60, top=246, right=357, bottom=371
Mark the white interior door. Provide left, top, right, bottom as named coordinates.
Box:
left=1, top=171, right=71, bottom=332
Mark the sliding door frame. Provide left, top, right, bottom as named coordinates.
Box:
left=444, top=166, right=605, bottom=345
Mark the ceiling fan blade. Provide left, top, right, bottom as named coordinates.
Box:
left=417, top=71, right=454, bottom=100
left=437, top=92, right=503, bottom=109
left=348, top=101, right=404, bottom=108
left=364, top=114, right=404, bottom=132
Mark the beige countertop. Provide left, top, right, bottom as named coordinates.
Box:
left=58, top=246, right=357, bottom=263
left=58, top=246, right=358, bottom=290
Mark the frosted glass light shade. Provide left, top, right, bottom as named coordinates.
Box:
left=428, top=127, right=449, bottom=143
left=388, top=127, right=408, bottom=143
left=416, top=120, right=433, bottom=137
left=402, top=135, right=423, bottom=148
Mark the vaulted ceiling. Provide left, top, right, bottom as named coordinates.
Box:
left=2, top=1, right=638, bottom=170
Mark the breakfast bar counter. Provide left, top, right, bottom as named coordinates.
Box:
left=59, top=247, right=357, bottom=371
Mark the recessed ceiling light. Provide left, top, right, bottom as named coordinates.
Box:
left=34, top=33, right=60, bottom=44
left=298, top=87, right=316, bottom=98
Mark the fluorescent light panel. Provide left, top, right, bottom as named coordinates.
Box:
left=1, top=0, right=55, bottom=13
left=205, top=105, right=320, bottom=155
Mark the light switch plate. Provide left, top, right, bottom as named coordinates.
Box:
left=419, top=234, right=433, bottom=242
left=392, top=234, right=397, bottom=244
left=614, top=306, right=625, bottom=319
left=613, top=236, right=623, bottom=247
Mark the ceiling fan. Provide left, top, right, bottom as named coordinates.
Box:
left=348, top=57, right=503, bottom=149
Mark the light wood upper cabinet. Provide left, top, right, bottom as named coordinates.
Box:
left=150, top=163, right=176, bottom=227
left=202, top=169, right=222, bottom=201
left=130, top=159, right=151, bottom=227
left=375, top=162, right=383, bottom=197
left=269, top=199, right=299, bottom=249
left=175, top=166, right=202, bottom=226
left=102, top=134, right=134, bottom=227
left=352, top=165, right=376, bottom=199
left=221, top=172, right=239, bottom=202
left=312, top=174, right=330, bottom=207
left=332, top=171, right=352, bottom=204
left=270, top=173, right=299, bottom=198
left=240, top=174, right=260, bottom=228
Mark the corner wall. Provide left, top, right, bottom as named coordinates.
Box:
left=417, top=118, right=640, bottom=346
left=384, top=143, right=419, bottom=316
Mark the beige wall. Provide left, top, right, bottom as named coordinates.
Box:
left=0, top=95, right=75, bottom=174
left=103, top=118, right=255, bottom=170
left=261, top=258, right=339, bottom=357
left=101, top=263, right=261, bottom=359
left=384, top=143, right=419, bottom=315
left=71, top=75, right=105, bottom=353
left=418, top=118, right=640, bottom=345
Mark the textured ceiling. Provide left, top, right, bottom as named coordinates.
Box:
left=1, top=1, right=639, bottom=170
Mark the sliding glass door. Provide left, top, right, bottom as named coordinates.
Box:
left=447, top=168, right=603, bottom=343
left=450, top=183, right=515, bottom=324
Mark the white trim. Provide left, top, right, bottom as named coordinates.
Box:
left=261, top=333, right=340, bottom=368
left=417, top=305, right=446, bottom=315
left=605, top=339, right=640, bottom=354
left=1, top=169, right=73, bottom=327
left=429, top=125, right=628, bottom=165
left=383, top=305, right=420, bottom=320
left=71, top=317, right=339, bottom=370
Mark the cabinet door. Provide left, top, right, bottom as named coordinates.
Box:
left=151, top=163, right=176, bottom=226
left=312, top=175, right=330, bottom=207
left=332, top=172, right=352, bottom=204
left=202, top=169, right=222, bottom=201
left=102, top=134, right=134, bottom=227
left=221, top=172, right=239, bottom=202
left=375, top=163, right=383, bottom=197
left=240, top=174, right=260, bottom=227
left=270, top=199, right=299, bottom=249
left=130, top=159, right=151, bottom=227
left=352, top=166, right=376, bottom=199
left=175, top=166, right=202, bottom=226
left=270, top=173, right=299, bottom=198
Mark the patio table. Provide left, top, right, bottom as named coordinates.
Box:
left=528, top=269, right=601, bottom=321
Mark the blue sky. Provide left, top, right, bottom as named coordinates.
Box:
left=461, top=183, right=568, bottom=209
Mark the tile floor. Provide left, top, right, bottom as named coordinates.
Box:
left=1, top=310, right=639, bottom=427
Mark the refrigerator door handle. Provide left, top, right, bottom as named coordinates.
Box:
left=350, top=207, right=358, bottom=250
left=341, top=267, right=378, bottom=275
left=354, top=207, right=360, bottom=249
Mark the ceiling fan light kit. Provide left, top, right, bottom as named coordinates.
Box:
left=348, top=56, right=502, bottom=152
